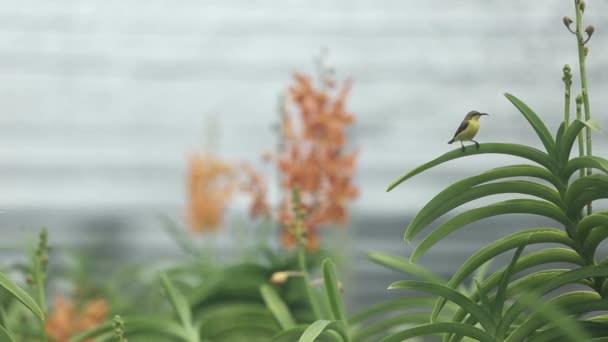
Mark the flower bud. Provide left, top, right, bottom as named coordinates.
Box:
left=579, top=0, right=586, bottom=13
left=270, top=271, right=304, bottom=284
left=562, top=64, right=572, bottom=85
left=563, top=16, right=573, bottom=29
left=585, top=25, right=595, bottom=38
left=271, top=271, right=289, bottom=284
left=584, top=46, right=589, bottom=56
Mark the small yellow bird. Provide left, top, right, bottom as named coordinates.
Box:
left=448, top=110, right=489, bottom=151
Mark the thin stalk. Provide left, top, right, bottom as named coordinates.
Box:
left=574, top=0, right=593, bottom=214
left=33, top=229, right=49, bottom=342
left=562, top=65, right=572, bottom=129
left=576, top=95, right=585, bottom=181
left=292, top=188, right=323, bottom=319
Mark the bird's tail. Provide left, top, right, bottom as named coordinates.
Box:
left=448, top=138, right=455, bottom=144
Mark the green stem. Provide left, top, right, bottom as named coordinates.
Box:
left=562, top=65, right=572, bottom=129
left=575, top=95, right=585, bottom=181
left=574, top=0, right=593, bottom=214
left=292, top=188, right=323, bottom=320
left=33, top=229, right=48, bottom=342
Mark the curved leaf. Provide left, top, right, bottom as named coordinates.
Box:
left=160, top=273, right=193, bottom=330
left=563, top=156, right=608, bottom=180
left=564, top=174, right=608, bottom=209
left=411, top=200, right=570, bottom=261
left=407, top=181, right=563, bottom=241
left=452, top=252, right=585, bottom=341
left=506, top=291, right=603, bottom=342
left=298, top=320, right=349, bottom=342
left=576, top=212, right=608, bottom=240
left=557, top=119, right=586, bottom=163
left=387, top=144, right=554, bottom=192
left=388, top=280, right=495, bottom=332
left=349, top=297, right=437, bottom=324
left=368, top=252, right=446, bottom=283
left=322, top=259, right=348, bottom=324
left=379, top=322, right=495, bottom=342
left=0, top=272, right=45, bottom=322
left=554, top=121, right=566, bottom=154
left=406, top=165, right=564, bottom=239
left=494, top=244, right=526, bottom=320
left=352, top=312, right=435, bottom=341
left=504, top=93, right=555, bottom=154
left=582, top=228, right=608, bottom=259
left=432, top=228, right=574, bottom=320
left=530, top=321, right=608, bottom=342
left=498, top=266, right=608, bottom=336
left=69, top=317, right=191, bottom=342
left=272, top=325, right=337, bottom=342
left=568, top=189, right=608, bottom=218
left=260, top=284, right=296, bottom=330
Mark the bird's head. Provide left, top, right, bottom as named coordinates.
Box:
left=465, top=111, right=489, bottom=120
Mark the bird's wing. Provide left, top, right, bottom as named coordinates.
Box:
left=452, top=120, right=469, bottom=139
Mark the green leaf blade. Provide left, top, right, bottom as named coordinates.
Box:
left=388, top=280, right=495, bottom=332
left=411, top=200, right=570, bottom=261
left=0, top=272, right=45, bottom=322
left=504, top=93, right=555, bottom=154
left=379, top=322, right=495, bottom=342
left=322, top=258, right=348, bottom=324
left=160, top=273, right=193, bottom=330
left=387, top=143, right=553, bottom=192
left=298, top=320, right=348, bottom=342
left=260, top=284, right=297, bottom=330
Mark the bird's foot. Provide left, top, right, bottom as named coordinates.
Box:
left=461, top=146, right=466, bottom=152
left=475, top=141, right=480, bottom=149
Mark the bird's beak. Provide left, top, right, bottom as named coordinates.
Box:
left=480, top=113, right=489, bottom=116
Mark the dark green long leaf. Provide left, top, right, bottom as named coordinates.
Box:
left=564, top=174, right=608, bottom=209
left=368, top=252, right=446, bottom=283
left=349, top=297, right=437, bottom=324
left=379, top=322, right=495, bottom=342
left=387, top=143, right=554, bottom=192
left=472, top=279, right=492, bottom=312
left=506, top=291, right=602, bottom=342
left=446, top=269, right=576, bottom=342
left=568, top=189, right=608, bottom=218
left=407, top=181, right=563, bottom=240
left=576, top=212, right=608, bottom=240
left=298, top=320, right=348, bottom=342
left=582, top=228, right=608, bottom=259
left=322, top=259, right=348, bottom=324
left=494, top=244, right=526, bottom=321
left=530, top=321, right=608, bottom=342
left=557, top=119, right=586, bottom=163
left=352, top=312, right=435, bottom=341
left=411, top=200, right=570, bottom=261
left=0, top=325, right=15, bottom=342
left=260, top=284, right=296, bottom=330
left=498, top=266, right=608, bottom=336
left=563, top=156, right=608, bottom=180
left=432, top=228, right=574, bottom=321
left=160, top=273, right=193, bottom=330
left=388, top=281, right=495, bottom=332
left=504, top=93, right=555, bottom=154
left=0, top=272, right=45, bottom=322
left=407, top=165, right=562, bottom=239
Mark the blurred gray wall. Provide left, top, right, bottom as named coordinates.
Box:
left=1, top=0, right=608, bottom=309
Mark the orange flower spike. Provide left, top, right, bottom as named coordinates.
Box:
left=46, top=295, right=110, bottom=342
left=186, top=153, right=237, bottom=233
left=46, top=295, right=76, bottom=342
